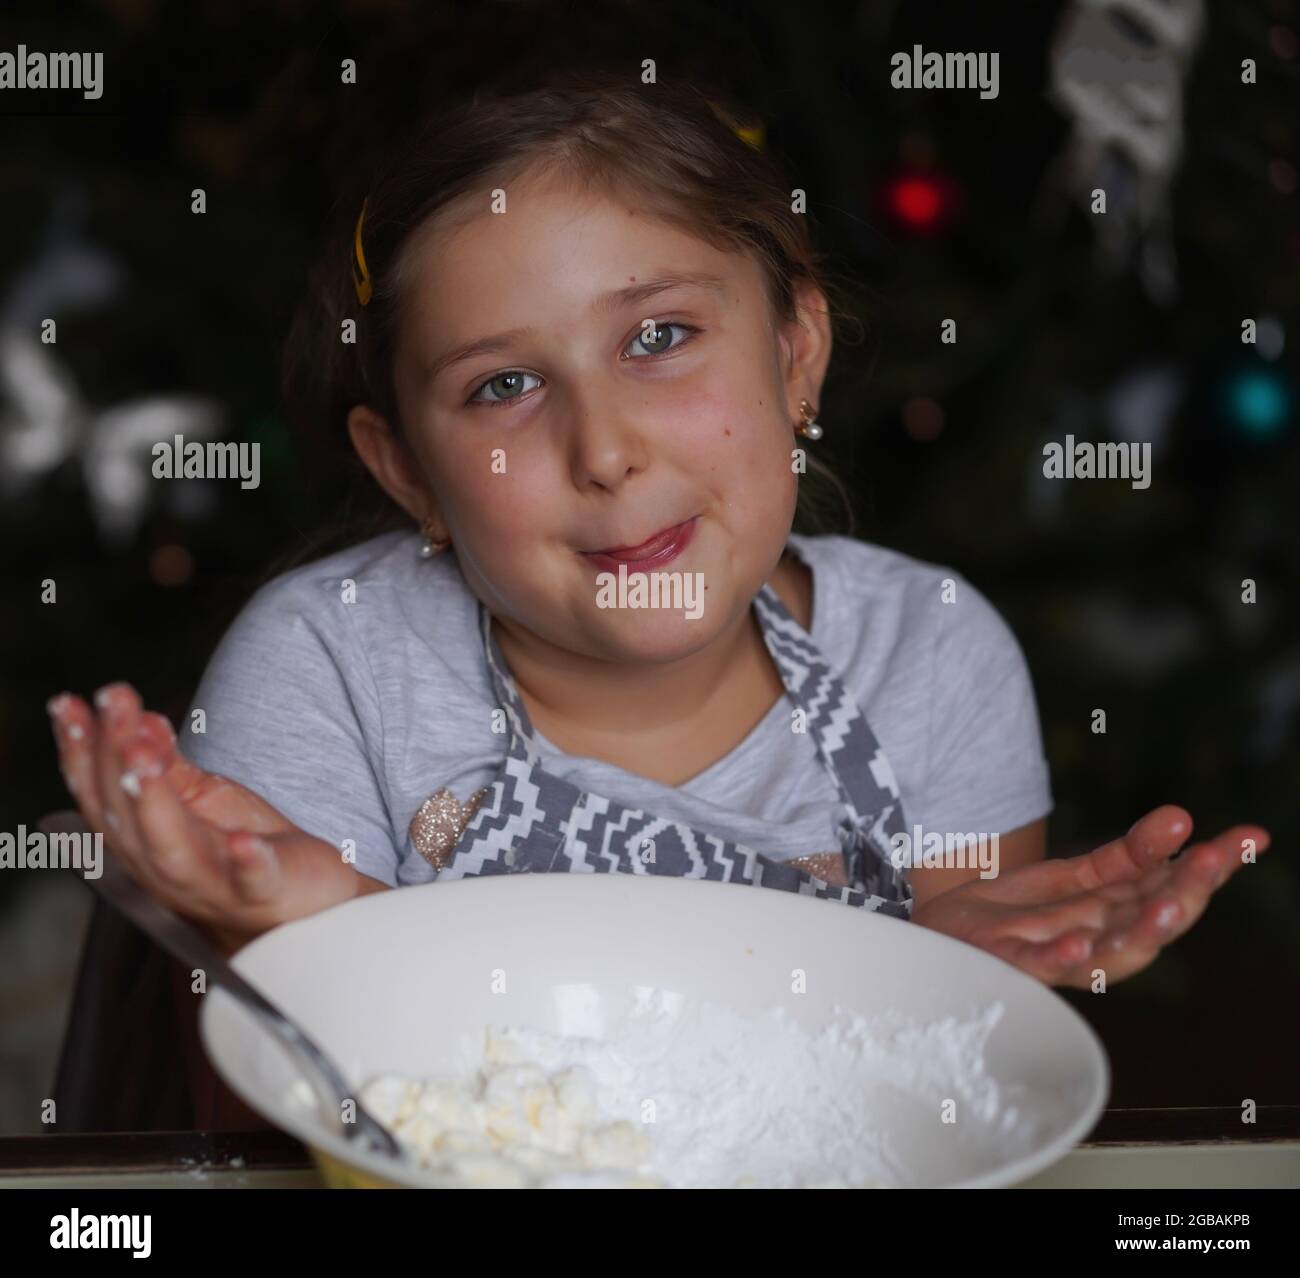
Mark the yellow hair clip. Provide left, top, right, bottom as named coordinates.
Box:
left=352, top=197, right=372, bottom=306
left=734, top=122, right=765, bottom=152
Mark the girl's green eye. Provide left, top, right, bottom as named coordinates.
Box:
left=468, top=370, right=542, bottom=406
left=626, top=322, right=693, bottom=358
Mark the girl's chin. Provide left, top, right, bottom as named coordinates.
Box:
left=582, top=604, right=724, bottom=663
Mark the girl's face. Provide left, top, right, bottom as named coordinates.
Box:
left=355, top=164, right=830, bottom=665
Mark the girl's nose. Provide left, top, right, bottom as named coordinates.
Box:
left=564, top=395, right=653, bottom=493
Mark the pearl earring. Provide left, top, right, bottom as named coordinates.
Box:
left=795, top=398, right=823, bottom=440
left=418, top=517, right=450, bottom=558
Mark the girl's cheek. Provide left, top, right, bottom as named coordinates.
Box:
left=663, top=379, right=733, bottom=439
left=661, top=385, right=765, bottom=468
left=672, top=360, right=788, bottom=446
left=693, top=396, right=799, bottom=490
left=443, top=452, right=552, bottom=550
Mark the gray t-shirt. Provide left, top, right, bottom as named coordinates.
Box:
left=179, top=529, right=1053, bottom=888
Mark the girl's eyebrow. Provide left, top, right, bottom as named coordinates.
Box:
left=421, top=272, right=726, bottom=384
left=592, top=271, right=727, bottom=314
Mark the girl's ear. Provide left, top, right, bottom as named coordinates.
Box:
left=346, top=404, right=444, bottom=532
left=778, top=281, right=833, bottom=414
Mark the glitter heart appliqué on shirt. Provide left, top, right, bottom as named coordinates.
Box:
left=409, top=786, right=489, bottom=870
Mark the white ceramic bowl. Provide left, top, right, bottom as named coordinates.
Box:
left=200, top=873, right=1109, bottom=1188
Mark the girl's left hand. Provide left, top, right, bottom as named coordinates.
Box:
left=911, top=805, right=1271, bottom=988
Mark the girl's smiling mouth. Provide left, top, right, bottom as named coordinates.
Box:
left=580, top=516, right=698, bottom=572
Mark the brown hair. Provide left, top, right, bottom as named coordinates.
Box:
left=277, top=64, right=865, bottom=571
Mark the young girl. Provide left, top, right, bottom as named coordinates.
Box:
left=46, top=69, right=1267, bottom=989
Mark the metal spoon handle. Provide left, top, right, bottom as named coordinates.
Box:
left=43, top=810, right=402, bottom=1159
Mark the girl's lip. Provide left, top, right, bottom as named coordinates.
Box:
left=580, top=517, right=697, bottom=571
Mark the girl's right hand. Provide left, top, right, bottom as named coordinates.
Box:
left=47, top=682, right=385, bottom=952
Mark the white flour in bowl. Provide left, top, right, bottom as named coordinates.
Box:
left=356, top=992, right=1056, bottom=1188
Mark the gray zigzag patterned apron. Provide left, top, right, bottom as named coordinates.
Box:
left=432, top=579, right=915, bottom=920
